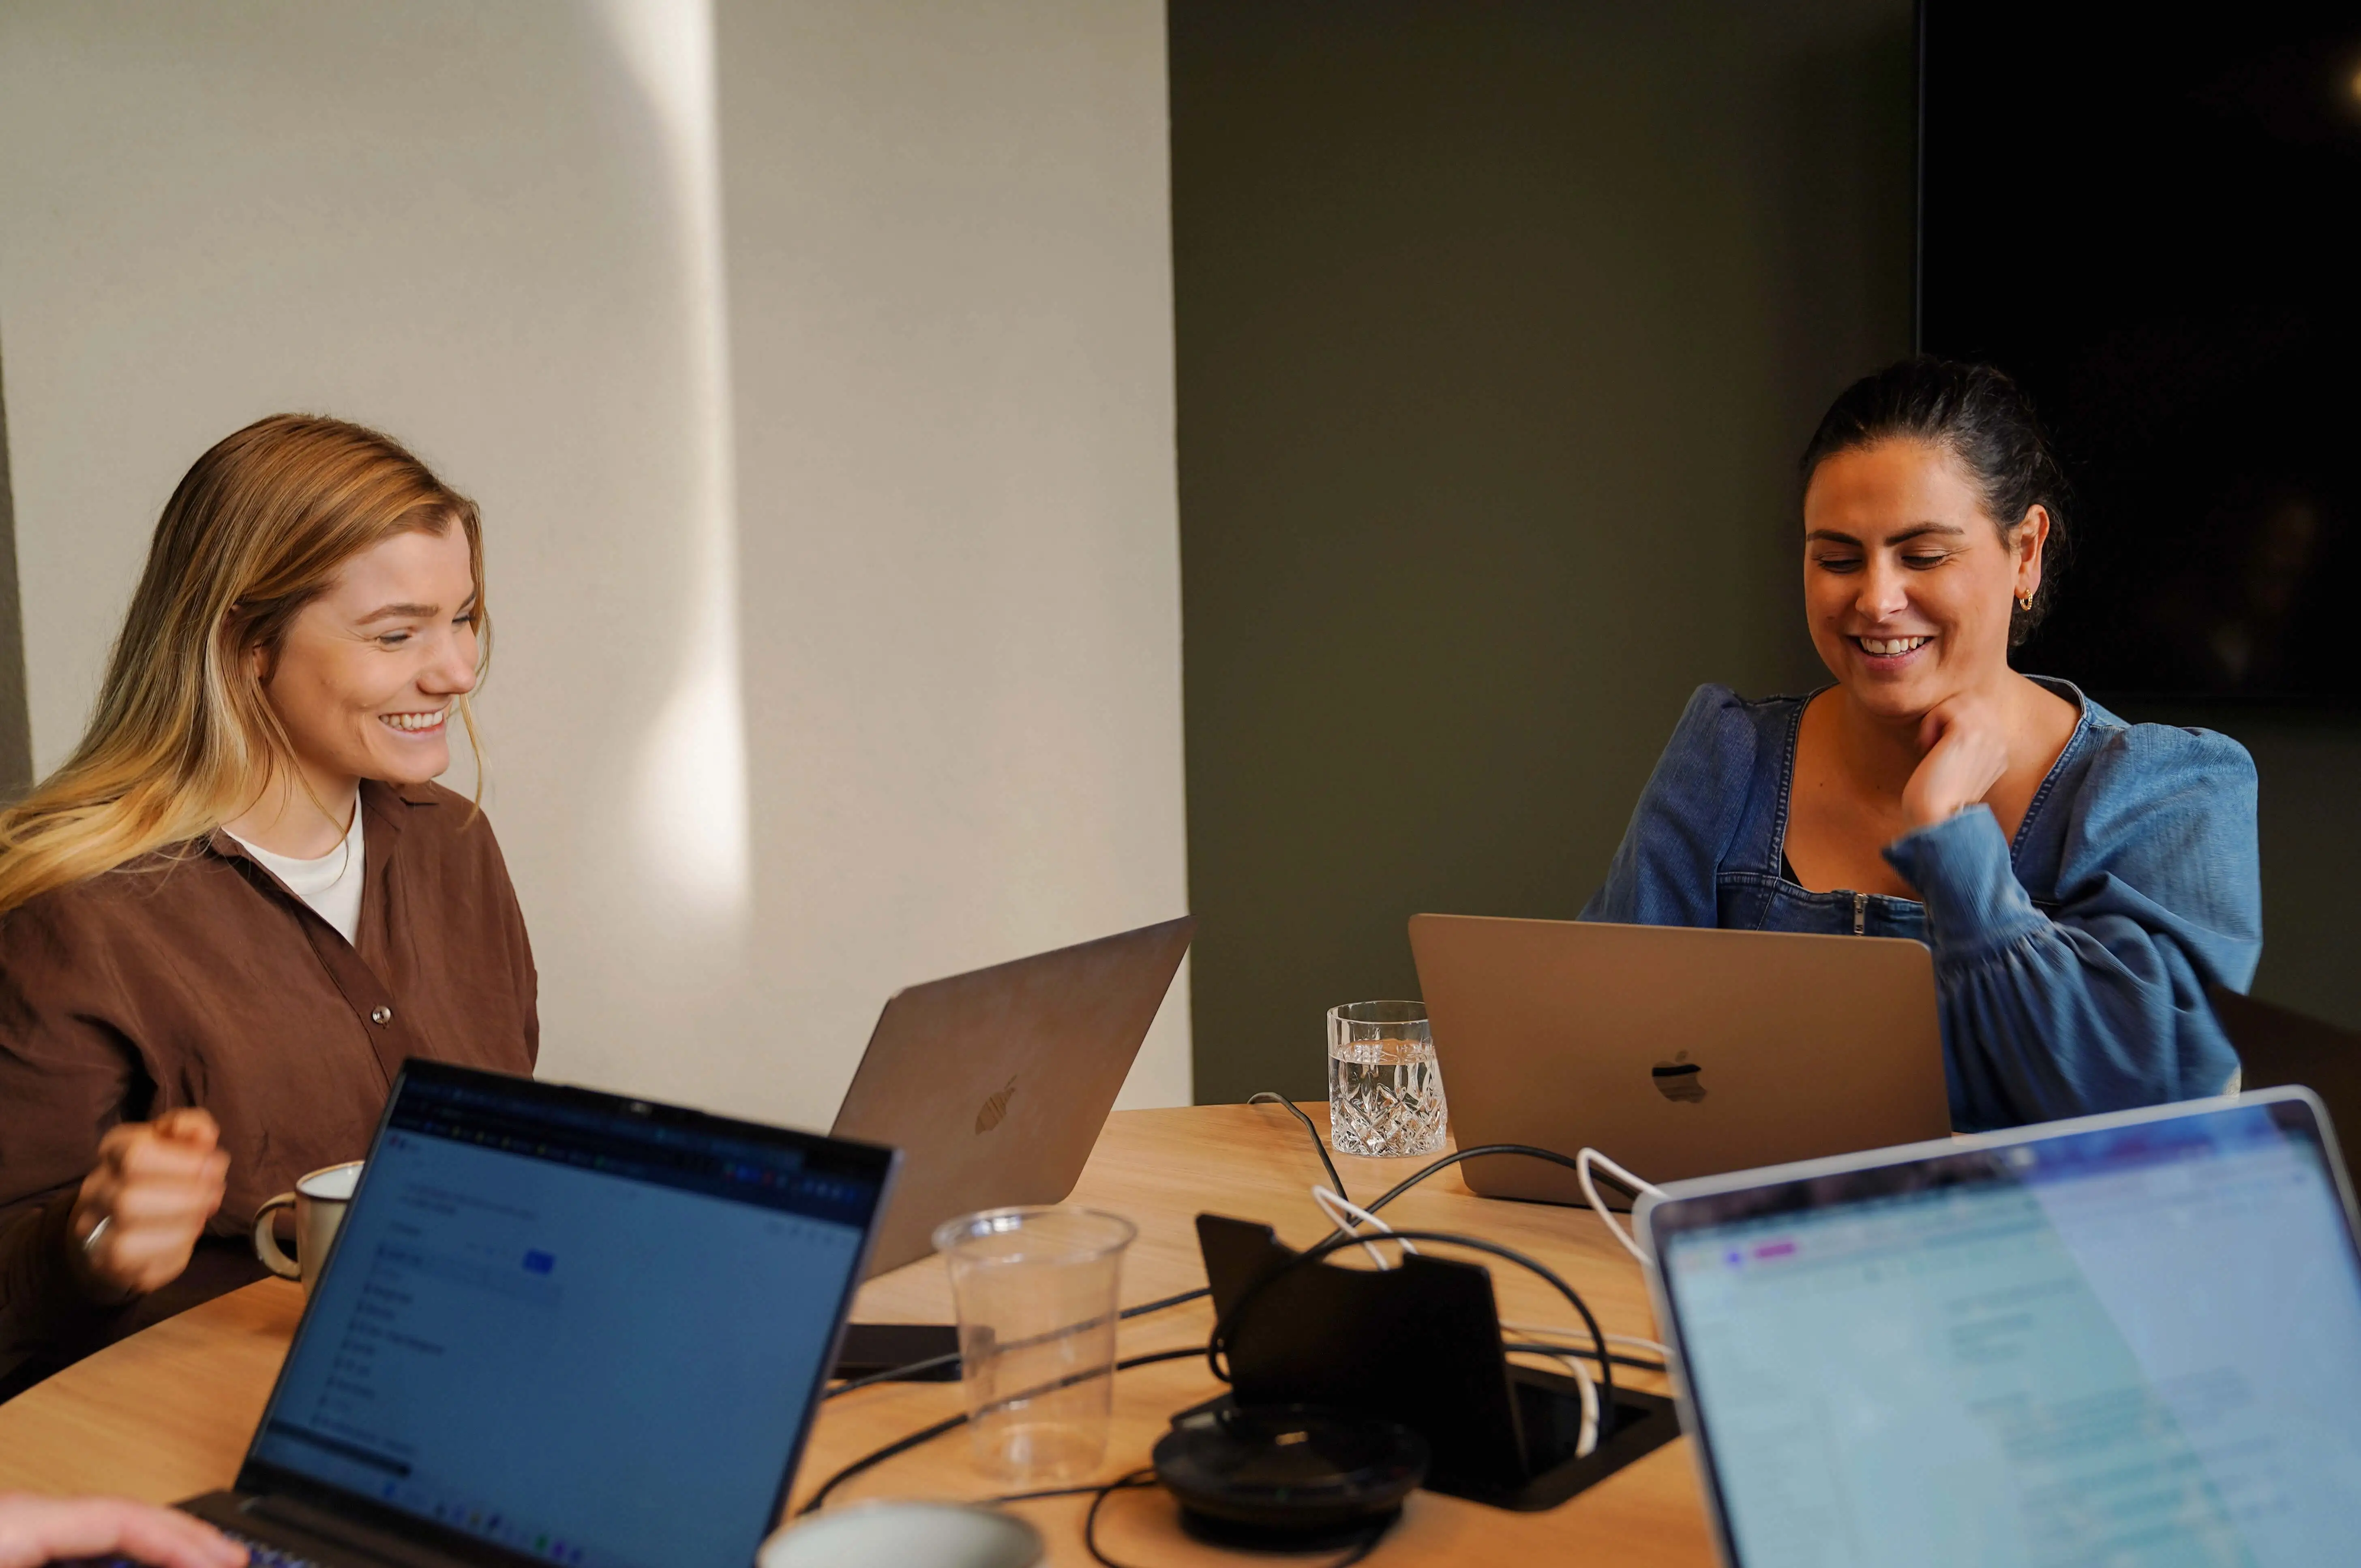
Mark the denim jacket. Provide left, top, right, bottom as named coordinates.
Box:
left=1581, top=680, right=2262, bottom=1132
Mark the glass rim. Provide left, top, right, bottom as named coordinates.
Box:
left=930, top=1204, right=1138, bottom=1265
left=1327, top=999, right=1429, bottom=1025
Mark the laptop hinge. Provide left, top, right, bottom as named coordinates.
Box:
left=231, top=1491, right=461, bottom=1568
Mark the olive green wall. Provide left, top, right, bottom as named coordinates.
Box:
left=1171, top=0, right=1917, bottom=1102
left=1169, top=0, right=2361, bottom=1104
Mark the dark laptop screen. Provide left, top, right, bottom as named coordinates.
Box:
left=246, top=1067, right=891, bottom=1568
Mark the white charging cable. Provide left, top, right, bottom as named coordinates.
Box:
left=1311, top=1185, right=1418, bottom=1270
left=1503, top=1341, right=1601, bottom=1457
left=1577, top=1147, right=1665, bottom=1265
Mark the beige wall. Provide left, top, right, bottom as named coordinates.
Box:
left=0, top=0, right=1190, bottom=1124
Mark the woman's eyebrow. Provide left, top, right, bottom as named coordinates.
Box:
left=1883, top=523, right=1968, bottom=544
left=354, top=602, right=441, bottom=625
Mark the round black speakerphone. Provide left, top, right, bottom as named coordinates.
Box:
left=1151, top=1404, right=1429, bottom=1549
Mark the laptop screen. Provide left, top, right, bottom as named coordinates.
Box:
left=245, top=1065, right=893, bottom=1568
left=1654, top=1098, right=2361, bottom=1567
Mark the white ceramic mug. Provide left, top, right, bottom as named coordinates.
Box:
left=252, top=1160, right=363, bottom=1294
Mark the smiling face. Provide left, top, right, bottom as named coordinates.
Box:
left=1803, top=438, right=2047, bottom=721
left=261, top=524, right=480, bottom=792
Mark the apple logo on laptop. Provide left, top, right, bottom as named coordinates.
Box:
left=1652, top=1051, right=1707, bottom=1104
left=975, top=1074, right=1020, bottom=1134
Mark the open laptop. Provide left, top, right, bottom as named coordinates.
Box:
left=829, top=915, right=1193, bottom=1277
left=1641, top=1089, right=2361, bottom=1567
left=1408, top=914, right=1951, bottom=1201
left=161, top=1061, right=896, bottom=1568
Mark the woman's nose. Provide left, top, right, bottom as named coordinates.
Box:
left=1856, top=560, right=1910, bottom=620
left=422, top=629, right=480, bottom=695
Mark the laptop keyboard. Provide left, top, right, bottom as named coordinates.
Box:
left=223, top=1531, right=325, bottom=1567
left=54, top=1529, right=321, bottom=1567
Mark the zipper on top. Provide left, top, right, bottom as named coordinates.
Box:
left=1851, top=891, right=1867, bottom=937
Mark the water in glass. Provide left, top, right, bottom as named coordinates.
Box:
left=1328, top=1032, right=1447, bottom=1157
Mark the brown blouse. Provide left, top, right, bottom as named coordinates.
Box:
left=0, top=779, right=538, bottom=1396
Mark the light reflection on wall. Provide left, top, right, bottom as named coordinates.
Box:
left=595, top=0, right=753, bottom=929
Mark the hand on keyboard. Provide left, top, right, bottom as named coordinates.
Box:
left=212, top=1535, right=316, bottom=1568
left=0, top=1491, right=244, bottom=1568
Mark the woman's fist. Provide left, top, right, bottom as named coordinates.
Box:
left=68, top=1108, right=229, bottom=1298
left=1902, top=693, right=2014, bottom=831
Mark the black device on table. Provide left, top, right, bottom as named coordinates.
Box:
left=1191, top=1214, right=1680, bottom=1513
left=71, top=1060, right=898, bottom=1568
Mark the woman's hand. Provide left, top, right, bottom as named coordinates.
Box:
left=0, top=1492, right=244, bottom=1568
left=67, top=1108, right=229, bottom=1298
left=1902, top=693, right=2014, bottom=831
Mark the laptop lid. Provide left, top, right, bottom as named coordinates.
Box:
left=831, top=916, right=1193, bottom=1275
left=1408, top=913, right=1951, bottom=1200
left=238, top=1061, right=898, bottom=1568
left=1641, top=1089, right=2361, bottom=1568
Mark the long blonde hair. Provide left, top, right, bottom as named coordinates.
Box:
left=0, top=414, right=488, bottom=916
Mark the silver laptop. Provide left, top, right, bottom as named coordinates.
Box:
left=1641, top=1089, right=2361, bottom=1567
left=831, top=916, right=1193, bottom=1275
left=1408, top=913, right=1952, bottom=1201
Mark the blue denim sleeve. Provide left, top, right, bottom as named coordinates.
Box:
left=1881, top=725, right=2262, bottom=1129
left=1581, top=685, right=1757, bottom=926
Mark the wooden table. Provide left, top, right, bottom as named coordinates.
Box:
left=0, top=1104, right=1716, bottom=1566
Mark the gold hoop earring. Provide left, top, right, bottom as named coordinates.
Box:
left=2017, top=590, right=2034, bottom=611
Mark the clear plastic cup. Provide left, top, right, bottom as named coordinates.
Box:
left=932, top=1206, right=1137, bottom=1485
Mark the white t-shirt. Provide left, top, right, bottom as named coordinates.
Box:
left=227, top=807, right=366, bottom=944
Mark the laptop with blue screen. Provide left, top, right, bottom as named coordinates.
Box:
left=1641, top=1088, right=2361, bottom=1568
left=163, top=1061, right=896, bottom=1568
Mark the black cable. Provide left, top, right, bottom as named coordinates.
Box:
left=1247, top=1090, right=1351, bottom=1204
left=982, top=1480, right=1130, bottom=1504
left=1062, top=1466, right=1385, bottom=1568
left=826, top=1286, right=1212, bottom=1400
left=797, top=1346, right=1208, bottom=1515
left=823, top=1350, right=962, bottom=1399
left=798, top=1409, right=970, bottom=1514
left=1354, top=1141, right=1632, bottom=1226
left=1079, top=1468, right=1162, bottom=1568
left=1205, top=1227, right=1618, bottom=1441
left=1116, top=1285, right=1210, bottom=1321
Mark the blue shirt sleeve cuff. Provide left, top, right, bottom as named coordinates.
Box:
left=1882, top=804, right=2044, bottom=957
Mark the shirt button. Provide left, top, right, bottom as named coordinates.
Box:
left=370, top=1005, right=394, bottom=1026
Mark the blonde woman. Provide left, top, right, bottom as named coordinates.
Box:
left=0, top=415, right=537, bottom=1397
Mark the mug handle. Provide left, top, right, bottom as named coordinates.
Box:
left=252, top=1193, right=301, bottom=1280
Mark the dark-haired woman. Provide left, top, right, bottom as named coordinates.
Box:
left=1585, top=358, right=2260, bottom=1131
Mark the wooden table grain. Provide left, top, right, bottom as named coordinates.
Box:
left=0, top=1103, right=1717, bottom=1566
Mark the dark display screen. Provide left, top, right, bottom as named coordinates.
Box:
left=1919, top=2, right=2361, bottom=706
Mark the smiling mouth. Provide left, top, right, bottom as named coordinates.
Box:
left=379, top=708, right=448, bottom=734
left=1852, top=635, right=1932, bottom=658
